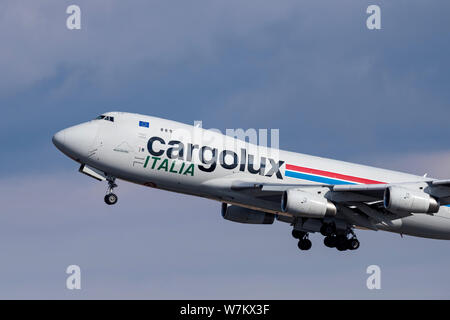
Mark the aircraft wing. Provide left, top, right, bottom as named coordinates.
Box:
left=335, top=180, right=450, bottom=205
left=228, top=178, right=450, bottom=232
left=231, top=179, right=450, bottom=205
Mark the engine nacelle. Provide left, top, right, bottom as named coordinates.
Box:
left=281, top=189, right=337, bottom=218
left=384, top=186, right=440, bottom=214
left=221, top=203, right=275, bottom=224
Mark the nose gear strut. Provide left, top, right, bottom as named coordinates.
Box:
left=104, top=176, right=118, bottom=205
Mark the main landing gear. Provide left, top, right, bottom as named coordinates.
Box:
left=104, top=176, right=118, bottom=205
left=323, top=228, right=360, bottom=251
left=292, top=223, right=360, bottom=252
left=292, top=230, right=312, bottom=251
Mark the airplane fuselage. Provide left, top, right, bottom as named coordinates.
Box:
left=52, top=112, right=450, bottom=246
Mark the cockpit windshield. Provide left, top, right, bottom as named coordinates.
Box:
left=95, top=115, right=114, bottom=122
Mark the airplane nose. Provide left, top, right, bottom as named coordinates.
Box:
left=52, top=130, right=66, bottom=150
left=52, top=122, right=99, bottom=160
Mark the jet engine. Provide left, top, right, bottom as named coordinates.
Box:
left=384, top=186, right=440, bottom=214
left=221, top=203, right=275, bottom=224
left=281, top=189, right=337, bottom=218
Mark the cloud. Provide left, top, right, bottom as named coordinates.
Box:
left=1, top=0, right=450, bottom=164
left=355, top=150, right=450, bottom=179
left=0, top=0, right=302, bottom=95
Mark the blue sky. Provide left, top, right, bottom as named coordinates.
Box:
left=1, top=0, right=450, bottom=299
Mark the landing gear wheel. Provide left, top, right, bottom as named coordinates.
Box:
left=324, top=235, right=336, bottom=248
left=104, top=193, right=118, bottom=205
left=298, top=239, right=312, bottom=251
left=320, top=224, right=336, bottom=237
left=336, top=235, right=348, bottom=251
left=292, top=230, right=305, bottom=239
left=347, top=238, right=360, bottom=250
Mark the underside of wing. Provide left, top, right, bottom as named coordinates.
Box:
left=229, top=178, right=450, bottom=233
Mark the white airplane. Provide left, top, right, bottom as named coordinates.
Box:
left=53, top=112, right=450, bottom=252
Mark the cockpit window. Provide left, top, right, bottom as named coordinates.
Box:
left=94, top=115, right=114, bottom=122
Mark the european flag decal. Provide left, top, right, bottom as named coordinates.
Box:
left=139, top=121, right=149, bottom=128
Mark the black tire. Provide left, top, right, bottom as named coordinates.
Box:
left=347, top=238, right=360, bottom=250
left=104, top=193, right=118, bottom=205
left=320, top=224, right=335, bottom=236
left=292, top=230, right=305, bottom=239
left=336, top=235, right=348, bottom=251
left=324, top=236, right=336, bottom=248
left=298, top=239, right=312, bottom=251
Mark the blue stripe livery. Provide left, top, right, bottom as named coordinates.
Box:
left=285, top=170, right=356, bottom=185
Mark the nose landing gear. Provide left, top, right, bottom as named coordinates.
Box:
left=104, top=193, right=118, bottom=205
left=104, top=177, right=118, bottom=205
